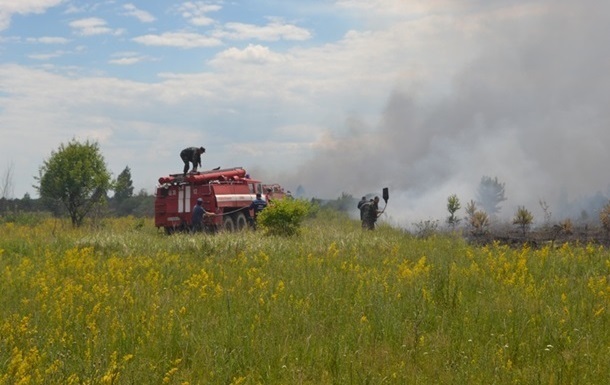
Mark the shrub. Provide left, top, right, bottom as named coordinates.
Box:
left=257, top=198, right=311, bottom=236
left=560, top=218, right=573, bottom=235
left=446, top=194, right=461, bottom=229
left=600, top=202, right=610, bottom=235
left=470, top=211, right=489, bottom=236
left=413, top=219, right=439, bottom=239
left=513, top=206, right=534, bottom=236
left=466, top=200, right=489, bottom=236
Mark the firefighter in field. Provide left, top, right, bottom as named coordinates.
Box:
left=180, top=146, right=205, bottom=176
left=192, top=197, right=214, bottom=232
left=248, top=193, right=268, bottom=230
left=357, top=196, right=367, bottom=222
left=363, top=196, right=381, bottom=230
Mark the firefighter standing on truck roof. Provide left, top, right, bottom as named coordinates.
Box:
left=180, top=146, right=205, bottom=176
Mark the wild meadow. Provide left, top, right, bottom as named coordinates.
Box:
left=1, top=211, right=609, bottom=384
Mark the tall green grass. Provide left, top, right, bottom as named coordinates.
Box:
left=1, top=211, right=609, bottom=384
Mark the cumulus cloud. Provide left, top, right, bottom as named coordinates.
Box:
left=3, top=0, right=610, bottom=231
left=215, top=20, right=312, bottom=41
left=108, top=52, right=154, bottom=65
left=28, top=51, right=67, bottom=60
left=122, top=3, right=155, bottom=23
left=177, top=1, right=221, bottom=26
left=69, top=17, right=123, bottom=36
left=0, top=0, right=65, bottom=31
left=26, top=36, right=69, bottom=44
left=133, top=32, right=222, bottom=48
left=209, top=44, right=287, bottom=66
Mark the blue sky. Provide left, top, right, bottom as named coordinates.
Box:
left=2, top=0, right=610, bottom=225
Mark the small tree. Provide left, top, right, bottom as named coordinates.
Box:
left=446, top=194, right=461, bottom=229
left=257, top=198, right=311, bottom=236
left=35, top=139, right=111, bottom=227
left=560, top=218, right=573, bottom=235
left=466, top=200, right=489, bottom=236
left=477, top=176, right=507, bottom=216
left=465, top=199, right=476, bottom=218
left=539, top=199, right=552, bottom=226
left=470, top=211, right=490, bottom=236
left=600, top=202, right=610, bottom=236
left=513, top=206, right=534, bottom=236
left=1, top=161, right=14, bottom=199
left=114, top=166, right=134, bottom=203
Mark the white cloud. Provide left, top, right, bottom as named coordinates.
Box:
left=4, top=0, right=610, bottom=224
left=209, top=44, right=287, bottom=66
left=108, top=57, right=141, bottom=65
left=177, top=1, right=221, bottom=26
left=216, top=20, right=312, bottom=41
left=0, top=0, right=65, bottom=31
left=108, top=52, right=153, bottom=65
left=28, top=51, right=67, bottom=60
left=336, top=0, right=452, bottom=14
left=26, top=36, right=69, bottom=44
left=69, top=17, right=122, bottom=36
left=133, top=32, right=222, bottom=48
left=123, top=3, right=155, bottom=23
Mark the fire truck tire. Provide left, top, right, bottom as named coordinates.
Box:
left=223, top=216, right=235, bottom=232
left=235, top=212, right=248, bottom=231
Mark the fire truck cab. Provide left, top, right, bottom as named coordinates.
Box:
left=155, top=167, right=262, bottom=234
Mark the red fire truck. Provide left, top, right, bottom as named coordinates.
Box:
left=155, top=167, right=263, bottom=234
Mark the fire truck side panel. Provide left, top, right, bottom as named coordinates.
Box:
left=212, top=184, right=255, bottom=209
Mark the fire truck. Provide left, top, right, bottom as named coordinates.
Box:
left=154, top=167, right=263, bottom=234
left=262, top=183, right=287, bottom=201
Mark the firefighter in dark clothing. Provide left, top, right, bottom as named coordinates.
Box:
left=358, top=196, right=369, bottom=229
left=248, top=193, right=268, bottom=229
left=192, top=198, right=205, bottom=232
left=363, top=196, right=381, bottom=230
left=180, top=146, right=205, bottom=176
left=192, top=197, right=214, bottom=232
left=357, top=196, right=367, bottom=220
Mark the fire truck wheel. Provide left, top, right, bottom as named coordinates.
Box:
left=235, top=212, right=248, bottom=231
left=223, top=216, right=235, bottom=232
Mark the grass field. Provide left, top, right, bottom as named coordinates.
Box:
left=1, top=211, right=609, bottom=384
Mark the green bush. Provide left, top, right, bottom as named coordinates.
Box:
left=257, top=198, right=311, bottom=236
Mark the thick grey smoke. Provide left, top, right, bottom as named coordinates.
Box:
left=278, top=0, right=610, bottom=228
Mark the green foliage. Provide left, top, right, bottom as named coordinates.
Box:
left=512, top=206, right=534, bottom=236
left=35, top=139, right=111, bottom=227
left=466, top=200, right=489, bottom=236
left=257, top=198, right=311, bottom=236
left=446, top=194, right=461, bottom=228
left=113, top=166, right=134, bottom=203
left=413, top=219, right=439, bottom=239
left=2, top=217, right=610, bottom=383
left=322, top=192, right=356, bottom=212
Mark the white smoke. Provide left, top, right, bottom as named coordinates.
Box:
left=276, top=0, right=610, bottom=228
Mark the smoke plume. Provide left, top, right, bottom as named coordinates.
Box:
left=279, top=0, right=610, bottom=228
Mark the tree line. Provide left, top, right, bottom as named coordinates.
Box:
left=1, top=139, right=153, bottom=224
